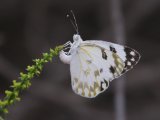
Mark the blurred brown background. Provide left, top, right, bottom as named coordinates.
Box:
left=0, top=0, right=160, bottom=120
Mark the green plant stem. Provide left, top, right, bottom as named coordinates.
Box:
left=0, top=45, right=63, bottom=119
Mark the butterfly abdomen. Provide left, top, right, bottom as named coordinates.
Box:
left=59, top=51, right=72, bottom=64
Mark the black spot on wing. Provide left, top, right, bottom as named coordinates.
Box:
left=110, top=46, right=117, bottom=53
left=100, top=81, right=104, bottom=91
left=101, top=48, right=107, bottom=60
left=110, top=66, right=115, bottom=74
left=100, top=68, right=103, bottom=73
left=100, top=79, right=109, bottom=92
left=104, top=79, right=109, bottom=88
left=122, top=47, right=140, bottom=73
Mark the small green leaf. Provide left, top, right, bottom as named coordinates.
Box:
left=5, top=91, right=12, bottom=97
left=20, top=72, right=28, bottom=81
left=11, top=80, right=21, bottom=89
left=26, top=65, right=35, bottom=72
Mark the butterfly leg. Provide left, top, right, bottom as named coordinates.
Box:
left=63, top=41, right=74, bottom=56
left=63, top=41, right=73, bottom=47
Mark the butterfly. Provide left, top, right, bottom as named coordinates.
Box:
left=59, top=11, right=140, bottom=98
left=59, top=34, right=140, bottom=98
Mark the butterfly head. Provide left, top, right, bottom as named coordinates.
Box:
left=73, top=34, right=83, bottom=42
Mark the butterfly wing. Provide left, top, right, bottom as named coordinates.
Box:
left=83, top=40, right=141, bottom=74
left=70, top=44, right=125, bottom=98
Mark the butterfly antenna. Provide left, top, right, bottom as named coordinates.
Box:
left=66, top=10, right=79, bottom=34
left=70, top=10, right=79, bottom=34
left=66, top=14, right=78, bottom=34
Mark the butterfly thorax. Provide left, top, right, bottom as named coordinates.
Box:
left=69, top=34, right=83, bottom=54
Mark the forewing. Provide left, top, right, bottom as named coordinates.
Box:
left=82, top=40, right=141, bottom=73
left=70, top=45, right=125, bottom=98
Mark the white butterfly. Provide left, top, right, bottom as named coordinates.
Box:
left=59, top=11, right=140, bottom=98
left=59, top=34, right=140, bottom=98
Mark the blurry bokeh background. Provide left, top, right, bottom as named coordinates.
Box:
left=0, top=0, right=160, bottom=120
